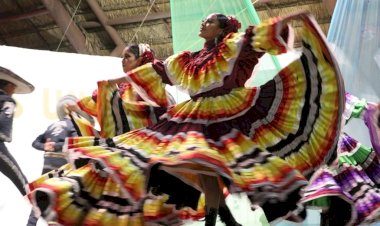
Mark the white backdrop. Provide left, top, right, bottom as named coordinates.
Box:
left=1, top=45, right=124, bottom=179
left=0, top=45, right=125, bottom=225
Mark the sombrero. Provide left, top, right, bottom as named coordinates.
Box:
left=56, top=95, right=94, bottom=125
left=0, top=66, right=34, bottom=94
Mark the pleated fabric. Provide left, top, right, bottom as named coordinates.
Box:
left=27, top=13, right=345, bottom=225
left=303, top=94, right=380, bottom=225
left=74, top=81, right=169, bottom=138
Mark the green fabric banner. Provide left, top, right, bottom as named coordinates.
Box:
left=169, top=0, right=281, bottom=86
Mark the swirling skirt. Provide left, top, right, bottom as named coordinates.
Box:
left=27, top=14, right=344, bottom=225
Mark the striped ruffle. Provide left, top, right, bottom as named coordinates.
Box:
left=28, top=161, right=204, bottom=225
left=302, top=133, right=380, bottom=225
left=164, top=32, right=244, bottom=96
left=62, top=129, right=308, bottom=224
left=70, top=112, right=99, bottom=137
left=74, top=81, right=165, bottom=138
left=162, top=13, right=344, bottom=176
left=28, top=164, right=184, bottom=226
left=302, top=94, right=380, bottom=225
left=126, top=64, right=170, bottom=107
left=77, top=96, right=97, bottom=117
left=249, top=14, right=344, bottom=176
left=161, top=88, right=260, bottom=123
left=27, top=13, right=344, bottom=225
left=252, top=16, right=293, bottom=54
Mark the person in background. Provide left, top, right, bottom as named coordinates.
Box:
left=27, top=95, right=94, bottom=226
left=31, top=95, right=89, bottom=174
left=0, top=66, right=37, bottom=226
left=72, top=43, right=175, bottom=138
left=302, top=93, right=380, bottom=225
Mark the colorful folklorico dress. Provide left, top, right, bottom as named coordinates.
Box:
left=73, top=81, right=173, bottom=138
left=28, top=13, right=345, bottom=225
left=302, top=93, right=380, bottom=226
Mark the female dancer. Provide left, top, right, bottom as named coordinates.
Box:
left=303, top=93, right=380, bottom=226
left=73, top=43, right=175, bottom=138
left=28, top=11, right=345, bottom=226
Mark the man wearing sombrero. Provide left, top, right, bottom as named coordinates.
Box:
left=0, top=66, right=38, bottom=226
left=0, top=66, right=34, bottom=196
left=31, top=95, right=82, bottom=175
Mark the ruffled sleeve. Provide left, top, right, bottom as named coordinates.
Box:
left=125, top=61, right=173, bottom=107
left=251, top=16, right=294, bottom=55
left=127, top=17, right=293, bottom=98
left=163, top=32, right=246, bottom=96
left=77, top=96, right=97, bottom=117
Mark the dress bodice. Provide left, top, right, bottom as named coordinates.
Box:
left=162, top=26, right=263, bottom=97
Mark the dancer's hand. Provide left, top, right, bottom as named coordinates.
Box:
left=65, top=103, right=79, bottom=113
left=107, top=76, right=128, bottom=86
left=44, top=139, right=55, bottom=152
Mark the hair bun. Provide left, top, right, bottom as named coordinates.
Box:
left=141, top=50, right=155, bottom=64
left=227, top=16, right=241, bottom=31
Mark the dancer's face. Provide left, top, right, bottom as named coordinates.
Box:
left=122, top=47, right=142, bottom=73
left=199, top=14, right=223, bottom=41
left=3, top=82, right=16, bottom=96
